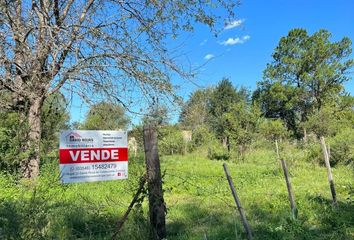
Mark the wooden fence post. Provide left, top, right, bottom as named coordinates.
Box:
left=320, top=136, right=337, bottom=206
left=223, top=163, right=253, bottom=240
left=143, top=125, right=166, bottom=240
left=275, top=140, right=297, bottom=219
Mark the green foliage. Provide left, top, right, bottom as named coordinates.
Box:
left=41, top=93, right=70, bottom=156
left=207, top=79, right=254, bottom=152
left=0, top=112, right=28, bottom=173
left=179, top=88, right=213, bottom=130
left=0, top=158, right=148, bottom=240
left=128, top=125, right=144, bottom=154
left=329, top=129, right=354, bottom=166
left=302, top=107, right=338, bottom=137
left=207, top=139, right=230, bottom=160
left=1, top=141, right=354, bottom=239
left=303, top=96, right=354, bottom=138
left=158, top=125, right=185, bottom=155
left=191, top=125, right=215, bottom=149
left=142, top=102, right=170, bottom=126
left=259, top=119, right=289, bottom=142
left=222, top=102, right=260, bottom=154
left=255, top=28, right=354, bottom=137
left=305, top=128, right=354, bottom=167
left=0, top=94, right=70, bottom=173
left=82, top=102, right=129, bottom=130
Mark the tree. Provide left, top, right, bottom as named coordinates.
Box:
left=255, top=29, right=353, bottom=137
left=40, top=92, right=70, bottom=155
left=142, top=102, right=169, bottom=126
left=302, top=95, right=354, bottom=137
left=222, top=101, right=259, bottom=154
left=208, top=78, right=248, bottom=150
left=82, top=102, right=129, bottom=130
left=0, top=93, right=69, bottom=173
left=0, top=1, right=237, bottom=178
left=179, top=88, right=213, bottom=130
left=259, top=119, right=289, bottom=142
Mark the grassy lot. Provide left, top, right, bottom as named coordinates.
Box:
left=0, top=145, right=353, bottom=239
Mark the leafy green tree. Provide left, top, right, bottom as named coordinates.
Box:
left=208, top=78, right=249, bottom=150
left=222, top=101, right=260, bottom=154
left=82, top=102, right=129, bottom=130
left=179, top=88, right=213, bottom=130
left=255, top=29, right=353, bottom=137
left=259, top=119, right=289, bottom=142
left=0, top=93, right=69, bottom=173
left=158, top=125, right=185, bottom=155
left=41, top=93, right=70, bottom=155
left=302, top=95, right=354, bottom=137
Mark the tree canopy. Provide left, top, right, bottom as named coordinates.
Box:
left=0, top=0, right=237, bottom=178
left=255, top=28, right=353, bottom=137
left=81, top=102, right=129, bottom=130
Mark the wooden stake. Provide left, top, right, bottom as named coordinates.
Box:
left=320, top=136, right=337, bottom=206
left=275, top=139, right=280, bottom=159
left=280, top=159, right=297, bottom=219
left=275, top=140, right=297, bottom=219
left=143, top=125, right=166, bottom=240
left=223, top=163, right=253, bottom=240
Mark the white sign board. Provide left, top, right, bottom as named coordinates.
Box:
left=59, top=130, right=128, bottom=183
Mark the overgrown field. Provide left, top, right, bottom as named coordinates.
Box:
left=1, top=144, right=353, bottom=240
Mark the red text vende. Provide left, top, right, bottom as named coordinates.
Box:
left=60, top=148, right=128, bottom=164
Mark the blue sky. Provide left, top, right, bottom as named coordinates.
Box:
left=70, top=0, right=354, bottom=124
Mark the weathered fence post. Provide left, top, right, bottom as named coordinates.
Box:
left=275, top=140, right=297, bottom=219
left=320, top=136, right=337, bottom=206
left=143, top=125, right=166, bottom=240
left=223, top=163, right=253, bottom=240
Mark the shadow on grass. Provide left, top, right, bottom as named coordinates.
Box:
left=248, top=195, right=354, bottom=240
left=166, top=195, right=353, bottom=240
left=1, top=186, right=352, bottom=240
left=0, top=195, right=150, bottom=240
left=166, top=201, right=246, bottom=240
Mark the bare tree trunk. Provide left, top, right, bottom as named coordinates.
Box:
left=21, top=97, right=44, bottom=179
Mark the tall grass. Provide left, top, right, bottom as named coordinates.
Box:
left=0, top=144, right=353, bottom=239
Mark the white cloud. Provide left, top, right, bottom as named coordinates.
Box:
left=200, top=39, right=207, bottom=46
left=221, top=37, right=242, bottom=45
left=204, top=54, right=214, bottom=60
left=224, top=19, right=244, bottom=30
left=220, top=35, right=250, bottom=46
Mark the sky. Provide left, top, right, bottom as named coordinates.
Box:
left=70, top=0, right=354, bottom=125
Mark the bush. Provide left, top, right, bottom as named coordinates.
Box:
left=328, top=129, right=354, bottom=166
left=158, top=125, right=185, bottom=155
left=305, top=128, right=354, bottom=167
left=207, top=140, right=230, bottom=160
left=191, top=125, right=215, bottom=149
left=259, top=119, right=289, bottom=142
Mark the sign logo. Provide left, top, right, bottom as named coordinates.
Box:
left=65, top=132, right=94, bottom=143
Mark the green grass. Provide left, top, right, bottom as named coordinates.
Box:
left=0, top=145, right=353, bottom=239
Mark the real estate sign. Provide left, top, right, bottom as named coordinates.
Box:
left=59, top=130, right=128, bottom=183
